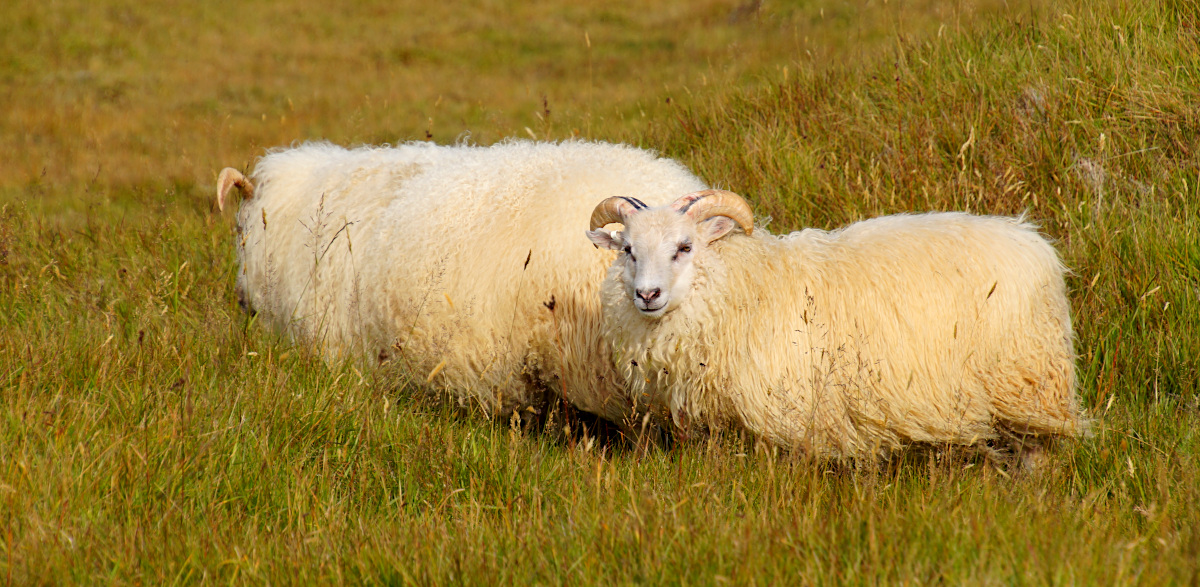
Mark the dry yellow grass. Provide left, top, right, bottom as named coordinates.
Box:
left=4, top=0, right=1019, bottom=189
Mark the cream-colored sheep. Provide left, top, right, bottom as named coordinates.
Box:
left=587, top=190, right=1083, bottom=458
left=217, top=140, right=707, bottom=426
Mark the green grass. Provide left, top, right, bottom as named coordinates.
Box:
left=4, top=0, right=1200, bottom=583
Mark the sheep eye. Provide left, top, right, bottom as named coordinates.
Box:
left=623, top=246, right=636, bottom=262
left=677, top=243, right=691, bottom=254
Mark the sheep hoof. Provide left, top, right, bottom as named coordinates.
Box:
left=1018, top=444, right=1048, bottom=471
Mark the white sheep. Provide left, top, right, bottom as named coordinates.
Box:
left=586, top=190, right=1084, bottom=458
left=217, top=140, right=708, bottom=427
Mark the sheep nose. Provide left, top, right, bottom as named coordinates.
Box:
left=636, top=288, right=661, bottom=303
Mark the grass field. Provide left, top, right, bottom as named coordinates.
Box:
left=3, top=0, right=1200, bottom=583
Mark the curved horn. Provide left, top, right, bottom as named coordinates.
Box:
left=670, top=189, right=754, bottom=236
left=217, top=168, right=255, bottom=212
left=588, top=196, right=648, bottom=230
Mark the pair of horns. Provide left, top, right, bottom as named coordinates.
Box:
left=216, top=168, right=256, bottom=212
left=589, top=189, right=754, bottom=235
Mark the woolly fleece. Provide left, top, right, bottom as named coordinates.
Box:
left=231, top=140, right=707, bottom=424
left=600, top=212, right=1083, bottom=456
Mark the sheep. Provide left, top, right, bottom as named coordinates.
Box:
left=586, top=189, right=1084, bottom=458
left=216, top=140, right=708, bottom=428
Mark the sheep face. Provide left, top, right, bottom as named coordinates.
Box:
left=589, top=209, right=718, bottom=316
left=587, top=190, right=753, bottom=319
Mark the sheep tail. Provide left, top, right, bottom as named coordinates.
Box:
left=217, top=167, right=255, bottom=211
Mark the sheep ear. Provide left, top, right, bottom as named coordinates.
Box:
left=699, top=216, right=737, bottom=243
left=586, top=229, right=624, bottom=250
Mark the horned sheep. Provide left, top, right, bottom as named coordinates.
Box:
left=586, top=190, right=1084, bottom=458
left=216, top=140, right=708, bottom=428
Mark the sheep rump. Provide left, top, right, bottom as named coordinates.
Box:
left=225, top=140, right=707, bottom=425
left=601, top=211, right=1083, bottom=457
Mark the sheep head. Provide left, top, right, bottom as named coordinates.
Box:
left=587, top=189, right=753, bottom=318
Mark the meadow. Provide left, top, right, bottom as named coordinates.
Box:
left=2, top=0, right=1199, bottom=583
